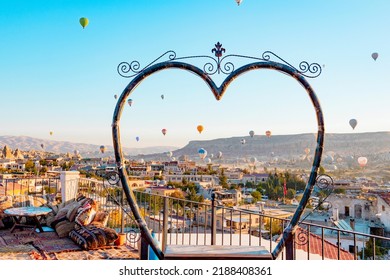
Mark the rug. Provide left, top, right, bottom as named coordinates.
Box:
left=1, top=231, right=81, bottom=253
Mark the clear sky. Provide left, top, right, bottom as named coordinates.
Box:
left=0, top=0, right=389, bottom=149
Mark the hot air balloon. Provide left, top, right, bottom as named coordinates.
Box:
left=206, top=158, right=212, bottom=164
left=349, top=119, right=357, bottom=130
left=136, top=136, right=140, bottom=142
left=171, top=157, right=176, bottom=161
left=249, top=130, right=255, bottom=138
left=74, top=150, right=79, bottom=156
left=114, top=94, right=118, bottom=99
left=235, top=0, right=243, bottom=5
left=198, top=148, right=207, bottom=160
left=358, top=157, right=368, bottom=168
left=265, top=130, right=272, bottom=138
left=100, top=145, right=105, bottom=154
left=217, top=151, right=223, bottom=159
left=240, top=138, right=246, bottom=145
left=79, top=17, right=89, bottom=29
left=161, top=94, right=164, bottom=100
left=372, top=52, right=378, bottom=61
left=197, top=125, right=204, bottom=134
left=210, top=153, right=214, bottom=159
left=127, top=99, right=133, bottom=106
left=40, top=144, right=44, bottom=149
left=49, top=131, right=53, bottom=136
left=249, top=157, right=257, bottom=164
left=161, top=128, right=167, bottom=136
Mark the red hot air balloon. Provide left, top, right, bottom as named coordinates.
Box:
left=161, top=128, right=167, bottom=136
left=265, top=130, right=272, bottom=138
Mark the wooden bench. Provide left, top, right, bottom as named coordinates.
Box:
left=163, top=245, right=273, bottom=260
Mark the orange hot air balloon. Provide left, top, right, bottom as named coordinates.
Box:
left=197, top=125, right=204, bottom=134
left=265, top=130, right=272, bottom=138
left=161, top=128, right=167, bottom=136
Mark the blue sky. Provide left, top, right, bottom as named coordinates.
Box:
left=0, top=0, right=389, bottom=149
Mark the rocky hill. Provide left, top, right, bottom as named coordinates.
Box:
left=1, top=132, right=390, bottom=167
left=139, top=132, right=390, bottom=170
left=0, top=136, right=177, bottom=158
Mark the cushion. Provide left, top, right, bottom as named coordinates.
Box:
left=0, top=196, right=13, bottom=212
left=91, top=211, right=109, bottom=227
left=69, top=225, right=119, bottom=250
left=75, top=206, right=96, bottom=226
left=55, top=219, right=76, bottom=238
left=66, top=202, right=81, bottom=222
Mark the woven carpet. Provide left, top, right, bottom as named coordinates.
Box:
left=0, top=231, right=81, bottom=253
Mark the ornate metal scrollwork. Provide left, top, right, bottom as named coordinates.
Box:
left=125, top=228, right=141, bottom=244
left=315, top=174, right=334, bottom=190
left=105, top=171, right=120, bottom=186
left=118, top=42, right=322, bottom=78
left=294, top=228, right=309, bottom=246
left=99, top=170, right=141, bottom=244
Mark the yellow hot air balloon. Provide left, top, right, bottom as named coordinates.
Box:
left=197, top=125, right=204, bottom=134
left=49, top=131, right=53, bottom=136
left=79, top=17, right=89, bottom=29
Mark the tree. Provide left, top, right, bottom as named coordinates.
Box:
left=359, top=238, right=387, bottom=259
left=25, top=160, right=37, bottom=173
left=219, top=169, right=228, bottom=188
left=251, top=191, right=262, bottom=203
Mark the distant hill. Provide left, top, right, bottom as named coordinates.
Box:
left=1, top=132, right=390, bottom=167
left=0, top=136, right=178, bottom=157
left=139, top=132, right=390, bottom=168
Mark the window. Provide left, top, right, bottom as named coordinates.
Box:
left=349, top=245, right=357, bottom=254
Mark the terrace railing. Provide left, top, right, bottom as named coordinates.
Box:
left=0, top=176, right=61, bottom=196
left=76, top=179, right=390, bottom=260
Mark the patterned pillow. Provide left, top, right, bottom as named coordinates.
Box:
left=69, top=225, right=119, bottom=250
left=55, top=220, right=76, bottom=238
left=66, top=202, right=81, bottom=222
left=75, top=207, right=96, bottom=226
left=91, top=211, right=109, bottom=227
left=0, top=196, right=13, bottom=213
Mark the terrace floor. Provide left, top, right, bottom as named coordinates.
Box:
left=0, top=229, right=139, bottom=260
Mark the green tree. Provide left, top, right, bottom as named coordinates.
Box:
left=219, top=169, right=228, bottom=188
left=359, top=238, right=387, bottom=259
left=25, top=160, right=37, bottom=173
left=251, top=190, right=262, bottom=203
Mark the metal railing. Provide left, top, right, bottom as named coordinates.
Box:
left=75, top=180, right=390, bottom=260
left=0, top=176, right=60, bottom=196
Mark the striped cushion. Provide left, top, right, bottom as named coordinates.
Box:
left=69, top=225, right=118, bottom=250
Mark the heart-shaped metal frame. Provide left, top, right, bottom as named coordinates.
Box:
left=112, top=44, right=324, bottom=260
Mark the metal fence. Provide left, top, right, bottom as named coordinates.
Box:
left=0, top=176, right=61, bottom=196
left=76, top=179, right=390, bottom=260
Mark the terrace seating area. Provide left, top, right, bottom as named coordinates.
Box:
left=0, top=193, right=139, bottom=259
